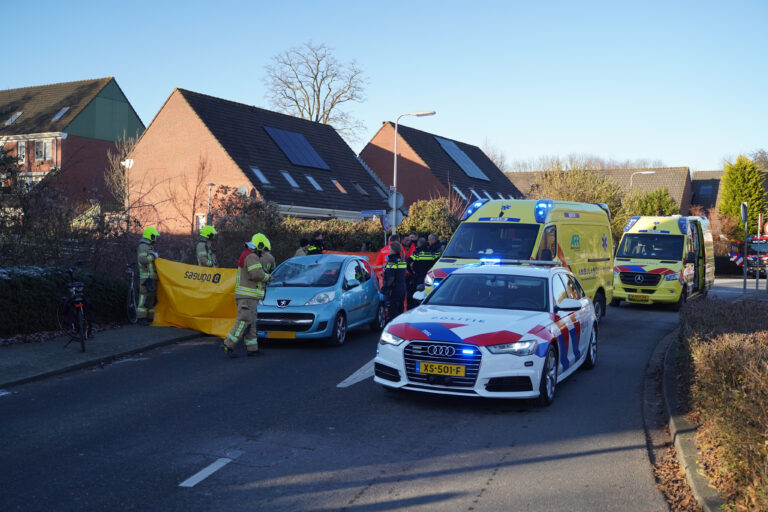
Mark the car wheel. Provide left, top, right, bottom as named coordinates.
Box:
left=672, top=288, right=687, bottom=312
left=370, top=303, right=387, bottom=331
left=583, top=326, right=597, bottom=370
left=537, top=345, right=558, bottom=406
left=328, top=312, right=347, bottom=346
left=593, top=291, right=606, bottom=321
left=609, top=298, right=621, bottom=307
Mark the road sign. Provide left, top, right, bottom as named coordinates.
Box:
left=361, top=209, right=386, bottom=216
left=741, top=202, right=748, bottom=223
left=380, top=215, right=390, bottom=232
left=388, top=192, right=404, bottom=210
left=392, top=210, right=403, bottom=227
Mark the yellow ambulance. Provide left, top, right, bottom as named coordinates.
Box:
left=611, top=215, right=714, bottom=310
left=424, top=199, right=614, bottom=319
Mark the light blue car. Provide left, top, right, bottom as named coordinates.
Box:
left=257, top=254, right=387, bottom=345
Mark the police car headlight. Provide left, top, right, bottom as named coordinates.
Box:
left=664, top=273, right=679, bottom=281
left=487, top=340, right=538, bottom=356
left=305, top=291, right=336, bottom=305
left=424, top=272, right=434, bottom=286
left=379, top=330, right=405, bottom=346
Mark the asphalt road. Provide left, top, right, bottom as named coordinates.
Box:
left=0, top=302, right=679, bottom=512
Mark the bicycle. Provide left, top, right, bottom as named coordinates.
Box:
left=57, top=261, right=92, bottom=352
left=126, top=263, right=138, bottom=324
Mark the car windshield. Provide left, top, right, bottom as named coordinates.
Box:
left=747, top=240, right=768, bottom=255
left=616, top=234, right=683, bottom=260
left=269, top=260, right=342, bottom=287
left=443, top=223, right=540, bottom=260
left=425, top=273, right=549, bottom=311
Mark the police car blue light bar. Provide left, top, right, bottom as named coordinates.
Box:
left=460, top=199, right=489, bottom=221
left=534, top=200, right=553, bottom=223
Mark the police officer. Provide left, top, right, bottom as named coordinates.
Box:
left=382, top=241, right=407, bottom=320
left=428, top=233, right=443, bottom=262
left=407, top=237, right=430, bottom=309
left=196, top=225, right=218, bottom=267
left=295, top=238, right=310, bottom=257
left=374, top=234, right=400, bottom=282
left=137, top=227, right=159, bottom=326
left=223, top=233, right=272, bottom=357
left=307, top=231, right=324, bottom=255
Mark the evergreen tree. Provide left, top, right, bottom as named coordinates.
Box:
left=718, top=155, right=767, bottom=235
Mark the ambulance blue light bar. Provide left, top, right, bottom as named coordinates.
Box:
left=624, top=216, right=640, bottom=232
left=534, top=200, right=553, bottom=223
left=461, top=199, right=489, bottom=221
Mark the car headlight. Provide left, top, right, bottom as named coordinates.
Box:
left=613, top=271, right=619, bottom=279
left=486, top=339, right=538, bottom=356
left=379, top=330, right=405, bottom=346
left=424, top=272, right=434, bottom=286
left=664, top=273, right=679, bottom=281
left=305, top=291, right=336, bottom=305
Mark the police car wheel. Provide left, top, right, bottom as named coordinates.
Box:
left=583, top=327, right=597, bottom=370
left=328, top=312, right=347, bottom=346
left=537, top=345, right=558, bottom=406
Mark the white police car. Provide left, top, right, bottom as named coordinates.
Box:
left=374, top=262, right=597, bottom=405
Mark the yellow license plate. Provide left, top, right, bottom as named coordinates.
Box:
left=418, top=362, right=465, bottom=376
left=627, top=294, right=650, bottom=302
left=264, top=331, right=296, bottom=339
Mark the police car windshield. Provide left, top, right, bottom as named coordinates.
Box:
left=425, top=273, right=549, bottom=311
left=269, top=261, right=342, bottom=287
left=616, top=234, right=684, bottom=260
left=443, top=223, right=540, bottom=260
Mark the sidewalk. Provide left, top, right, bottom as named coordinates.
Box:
left=709, top=276, right=768, bottom=302
left=0, top=325, right=203, bottom=388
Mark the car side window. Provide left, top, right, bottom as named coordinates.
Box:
left=356, top=260, right=371, bottom=281
left=564, top=274, right=583, bottom=299
left=344, top=262, right=359, bottom=286
left=538, top=225, right=557, bottom=260
left=552, top=274, right=568, bottom=305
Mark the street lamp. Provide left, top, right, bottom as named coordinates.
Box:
left=206, top=182, right=216, bottom=224
left=629, top=170, right=656, bottom=189
left=392, top=110, right=436, bottom=234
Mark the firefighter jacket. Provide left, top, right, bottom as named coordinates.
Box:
left=307, top=239, right=324, bottom=255
left=260, top=251, right=276, bottom=274
left=382, top=255, right=407, bottom=296
left=137, top=239, right=158, bottom=280
left=235, top=251, right=270, bottom=300
left=196, top=238, right=217, bottom=267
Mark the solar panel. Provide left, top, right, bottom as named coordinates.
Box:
left=434, top=136, right=489, bottom=181
left=264, top=126, right=330, bottom=170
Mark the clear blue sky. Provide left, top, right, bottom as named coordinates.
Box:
left=5, top=0, right=766, bottom=171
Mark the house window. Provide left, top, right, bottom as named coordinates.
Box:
left=497, top=192, right=505, bottom=199
left=35, top=140, right=52, bottom=161
left=52, top=107, right=70, bottom=122
left=5, top=112, right=22, bottom=126
left=305, top=175, right=323, bottom=191
left=482, top=190, right=494, bottom=200
left=508, top=194, right=516, bottom=200
left=331, top=178, right=347, bottom=194
left=250, top=166, right=270, bottom=185
left=196, top=213, right=207, bottom=232
left=374, top=186, right=387, bottom=198
left=699, top=185, right=713, bottom=197
left=452, top=185, right=467, bottom=200
left=281, top=170, right=300, bottom=188
left=17, top=141, right=25, bottom=166
left=352, top=182, right=369, bottom=196
left=470, top=189, right=482, bottom=200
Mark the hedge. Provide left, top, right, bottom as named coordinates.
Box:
left=0, top=267, right=128, bottom=337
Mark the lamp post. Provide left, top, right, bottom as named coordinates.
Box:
left=206, top=182, right=215, bottom=224
left=392, top=110, right=436, bottom=234
left=629, top=170, right=656, bottom=189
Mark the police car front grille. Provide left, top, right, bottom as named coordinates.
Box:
left=257, top=313, right=315, bottom=332
left=403, top=341, right=482, bottom=388
left=619, top=272, right=661, bottom=287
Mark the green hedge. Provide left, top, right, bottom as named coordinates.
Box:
left=0, top=267, right=128, bottom=336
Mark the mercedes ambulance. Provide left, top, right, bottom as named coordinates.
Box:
left=612, top=216, right=714, bottom=310
left=424, top=199, right=614, bottom=319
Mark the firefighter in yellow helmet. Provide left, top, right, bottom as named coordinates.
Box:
left=259, top=233, right=276, bottom=275
left=223, top=233, right=272, bottom=357
left=196, top=225, right=218, bottom=267
left=137, top=226, right=159, bottom=326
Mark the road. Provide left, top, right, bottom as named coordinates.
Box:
left=0, top=303, right=679, bottom=511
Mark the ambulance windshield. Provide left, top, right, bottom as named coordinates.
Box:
left=616, top=234, right=684, bottom=260
left=443, top=223, right=540, bottom=260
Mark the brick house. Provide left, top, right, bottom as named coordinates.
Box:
left=128, top=88, right=388, bottom=234
left=359, top=122, right=522, bottom=209
left=0, top=77, right=144, bottom=204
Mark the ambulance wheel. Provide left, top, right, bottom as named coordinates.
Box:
left=537, top=345, right=558, bottom=406
left=593, top=291, right=606, bottom=321
left=328, top=312, right=347, bottom=346
left=610, top=298, right=621, bottom=307
left=672, top=289, right=687, bottom=312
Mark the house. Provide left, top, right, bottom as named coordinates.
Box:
left=128, top=88, right=388, bottom=234
left=0, top=77, right=144, bottom=204
left=359, top=122, right=522, bottom=209
left=506, top=167, right=693, bottom=214
left=690, top=170, right=723, bottom=215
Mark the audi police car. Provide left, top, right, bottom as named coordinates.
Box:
left=374, top=262, right=597, bottom=405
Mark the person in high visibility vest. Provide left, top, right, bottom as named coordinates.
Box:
left=137, top=226, right=159, bottom=326
left=374, top=234, right=401, bottom=282
left=223, top=233, right=272, bottom=357
left=196, top=225, right=218, bottom=267
left=406, top=236, right=430, bottom=309
left=307, top=231, right=324, bottom=255
left=382, top=242, right=407, bottom=320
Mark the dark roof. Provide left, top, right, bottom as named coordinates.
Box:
left=178, top=89, right=387, bottom=212
left=505, top=171, right=541, bottom=197
left=393, top=123, right=522, bottom=200
left=691, top=170, right=723, bottom=211
left=0, top=78, right=112, bottom=135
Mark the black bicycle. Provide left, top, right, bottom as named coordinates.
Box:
left=126, top=263, right=138, bottom=324
left=57, top=261, right=92, bottom=352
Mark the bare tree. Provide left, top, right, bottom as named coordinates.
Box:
left=508, top=154, right=664, bottom=173
left=482, top=139, right=508, bottom=172
left=264, top=42, right=366, bottom=141
left=166, top=154, right=212, bottom=236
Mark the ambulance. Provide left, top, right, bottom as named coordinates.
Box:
left=612, top=216, right=714, bottom=310
left=424, top=199, right=614, bottom=319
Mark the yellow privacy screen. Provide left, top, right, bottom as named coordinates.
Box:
left=153, top=259, right=236, bottom=337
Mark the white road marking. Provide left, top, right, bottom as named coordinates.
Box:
left=337, top=358, right=376, bottom=388
left=179, top=458, right=233, bottom=488
left=0, top=390, right=11, bottom=397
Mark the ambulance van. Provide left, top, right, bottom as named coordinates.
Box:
left=424, top=199, right=614, bottom=319
left=612, top=216, right=714, bottom=310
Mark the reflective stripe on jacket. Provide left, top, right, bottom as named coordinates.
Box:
left=235, top=252, right=269, bottom=300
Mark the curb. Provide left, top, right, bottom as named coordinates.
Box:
left=1, top=331, right=204, bottom=389
left=662, top=330, right=726, bottom=512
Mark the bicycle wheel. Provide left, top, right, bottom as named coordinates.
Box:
left=127, top=285, right=138, bottom=324
left=76, top=308, right=87, bottom=352
left=57, top=300, right=78, bottom=340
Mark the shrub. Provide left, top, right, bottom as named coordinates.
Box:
left=398, top=197, right=460, bottom=240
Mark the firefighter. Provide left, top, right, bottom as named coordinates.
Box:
left=196, top=225, right=218, bottom=267
left=137, top=226, right=159, bottom=326
left=382, top=241, right=407, bottom=320
left=260, top=237, right=276, bottom=274
left=374, top=234, right=400, bottom=282
left=223, top=233, right=272, bottom=357
left=307, top=231, right=324, bottom=255
left=295, top=238, right=310, bottom=257
left=407, top=237, right=430, bottom=309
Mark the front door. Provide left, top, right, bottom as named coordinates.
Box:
left=341, top=261, right=365, bottom=325
left=552, top=274, right=580, bottom=371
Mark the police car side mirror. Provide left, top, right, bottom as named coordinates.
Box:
left=555, top=298, right=581, bottom=312
left=412, top=290, right=427, bottom=304
left=416, top=284, right=425, bottom=292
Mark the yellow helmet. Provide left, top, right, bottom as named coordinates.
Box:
left=143, top=226, right=159, bottom=242
left=251, top=233, right=270, bottom=251
left=200, top=225, right=217, bottom=239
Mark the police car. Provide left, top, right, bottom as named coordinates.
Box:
left=374, top=262, right=597, bottom=405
